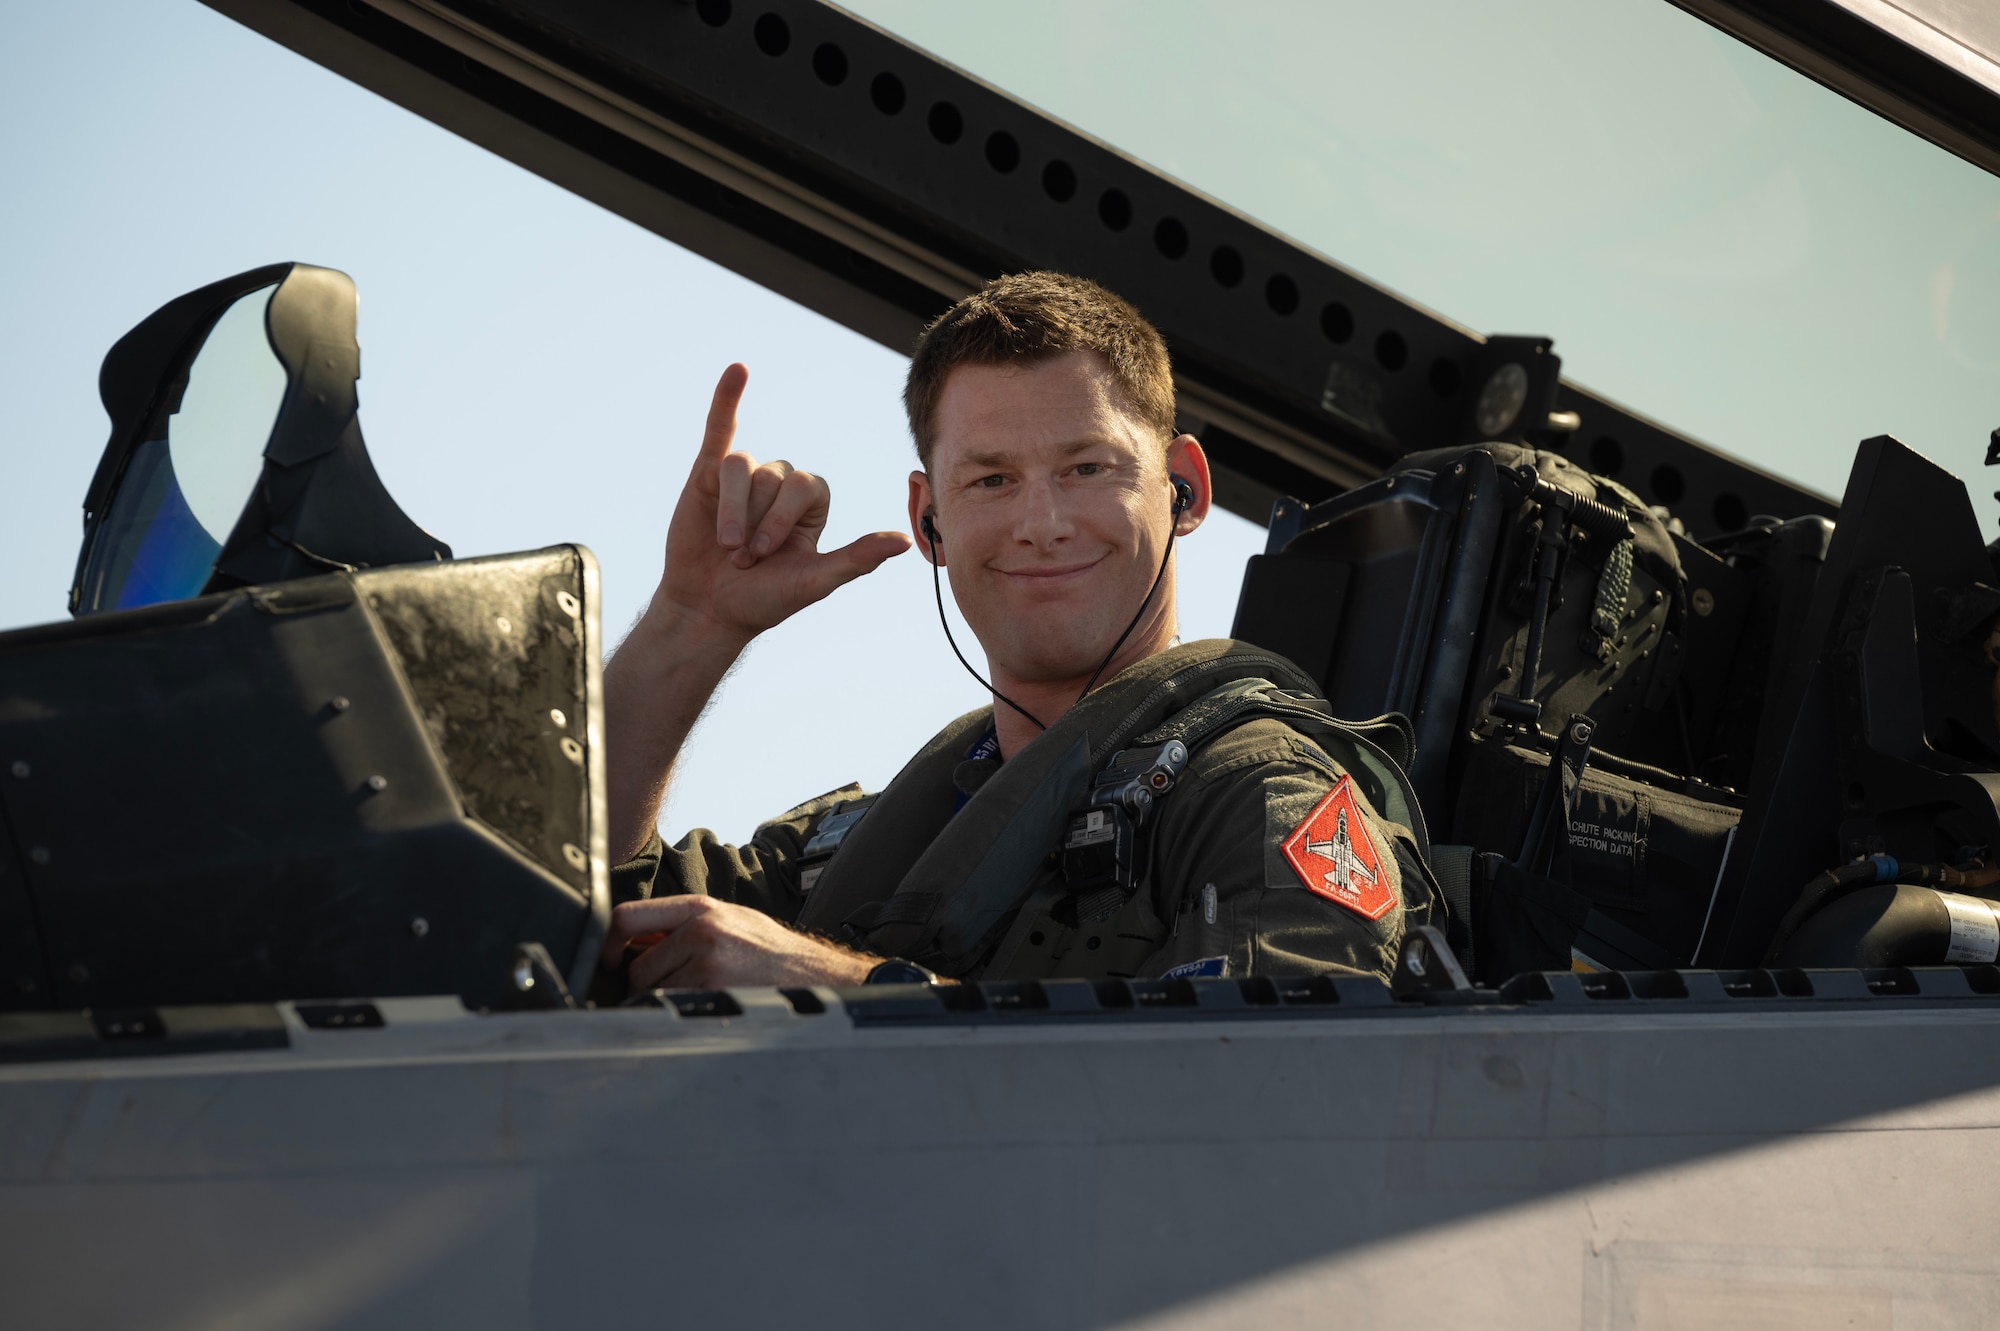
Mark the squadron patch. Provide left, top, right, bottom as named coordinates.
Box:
left=1280, top=776, right=1396, bottom=921
left=1160, top=955, right=1227, bottom=980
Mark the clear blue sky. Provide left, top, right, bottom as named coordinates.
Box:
left=4, top=1, right=1996, bottom=842
left=0, top=1, right=1266, bottom=844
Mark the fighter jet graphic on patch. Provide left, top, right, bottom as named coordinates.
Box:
left=1280, top=776, right=1397, bottom=921
left=1307, top=807, right=1376, bottom=895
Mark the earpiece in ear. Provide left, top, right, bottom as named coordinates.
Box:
left=921, top=511, right=940, bottom=543
left=1169, top=474, right=1195, bottom=515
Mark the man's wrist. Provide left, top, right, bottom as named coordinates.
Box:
left=634, top=595, right=753, bottom=662
left=781, top=933, right=883, bottom=987
left=611, top=597, right=752, bottom=699
left=821, top=953, right=879, bottom=986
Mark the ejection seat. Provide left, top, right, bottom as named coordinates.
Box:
left=1228, top=442, right=1828, bottom=981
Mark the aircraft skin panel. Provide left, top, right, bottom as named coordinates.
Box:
left=56, top=6, right=2000, bottom=1321
left=2, top=991, right=1999, bottom=1326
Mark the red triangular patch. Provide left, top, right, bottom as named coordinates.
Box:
left=1280, top=776, right=1396, bottom=921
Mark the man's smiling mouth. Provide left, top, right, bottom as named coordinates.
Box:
left=994, top=553, right=1110, bottom=586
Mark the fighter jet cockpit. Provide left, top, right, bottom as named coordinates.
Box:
left=12, top=4, right=2000, bottom=1327
left=7, top=241, right=2000, bottom=1021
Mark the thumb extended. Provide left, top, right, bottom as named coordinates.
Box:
left=803, top=531, right=911, bottom=598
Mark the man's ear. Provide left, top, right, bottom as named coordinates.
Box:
left=1165, top=436, right=1214, bottom=536
left=907, top=470, right=943, bottom=565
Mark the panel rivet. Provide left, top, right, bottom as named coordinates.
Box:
left=410, top=917, right=430, bottom=938
left=563, top=843, right=588, bottom=871
left=8, top=761, right=27, bottom=779
left=496, top=616, right=512, bottom=634
left=330, top=696, right=351, bottom=713
left=28, top=847, right=50, bottom=866
left=550, top=709, right=567, bottom=728
left=556, top=591, right=581, bottom=617
left=366, top=775, right=389, bottom=792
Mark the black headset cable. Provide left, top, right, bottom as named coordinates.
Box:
left=924, top=519, right=1049, bottom=731
left=1076, top=516, right=1179, bottom=702
left=924, top=475, right=1191, bottom=735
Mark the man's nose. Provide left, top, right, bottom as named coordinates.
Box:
left=1013, top=476, right=1074, bottom=547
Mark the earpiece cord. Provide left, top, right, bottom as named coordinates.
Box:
left=1076, top=522, right=1176, bottom=704
left=927, top=479, right=1188, bottom=737
left=927, top=530, right=1049, bottom=732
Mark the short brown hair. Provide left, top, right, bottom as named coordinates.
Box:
left=903, top=271, right=1176, bottom=467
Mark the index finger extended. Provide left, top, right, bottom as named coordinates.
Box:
left=697, top=363, right=751, bottom=464
left=600, top=895, right=710, bottom=969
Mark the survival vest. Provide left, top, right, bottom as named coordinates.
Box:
left=791, top=639, right=1436, bottom=979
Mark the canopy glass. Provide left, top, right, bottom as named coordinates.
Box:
left=846, top=0, right=2000, bottom=502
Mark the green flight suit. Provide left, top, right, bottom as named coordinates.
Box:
left=612, top=639, right=1442, bottom=983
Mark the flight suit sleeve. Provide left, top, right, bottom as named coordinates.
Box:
left=1138, top=719, right=1438, bottom=983
left=608, top=782, right=865, bottom=925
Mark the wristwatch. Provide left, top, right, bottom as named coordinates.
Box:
left=863, top=958, right=941, bottom=985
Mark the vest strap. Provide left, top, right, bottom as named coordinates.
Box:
left=810, top=642, right=1357, bottom=975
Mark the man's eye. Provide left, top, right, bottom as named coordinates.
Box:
left=1074, top=462, right=1103, bottom=476
left=974, top=475, right=1007, bottom=489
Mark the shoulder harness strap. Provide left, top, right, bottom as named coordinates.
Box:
left=829, top=642, right=1404, bottom=975
left=1058, top=677, right=1427, bottom=919
left=1136, top=678, right=1424, bottom=850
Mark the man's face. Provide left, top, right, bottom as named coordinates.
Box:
left=910, top=350, right=1199, bottom=684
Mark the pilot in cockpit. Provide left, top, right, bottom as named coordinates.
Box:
left=599, top=271, right=1442, bottom=990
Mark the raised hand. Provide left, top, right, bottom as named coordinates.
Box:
left=651, top=363, right=911, bottom=644
left=605, top=365, right=912, bottom=862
